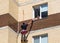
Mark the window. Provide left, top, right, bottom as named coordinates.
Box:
left=33, top=3, right=48, bottom=19
left=34, top=36, right=40, bottom=43
left=33, top=34, right=48, bottom=43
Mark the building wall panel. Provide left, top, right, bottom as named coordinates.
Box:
left=0, top=0, right=9, bottom=15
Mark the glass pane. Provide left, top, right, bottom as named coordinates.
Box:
left=33, top=6, right=40, bottom=18
left=34, top=36, right=40, bottom=43
left=41, top=35, right=48, bottom=43
left=34, top=9, right=40, bottom=18
left=41, top=4, right=48, bottom=12
left=42, top=11, right=48, bottom=18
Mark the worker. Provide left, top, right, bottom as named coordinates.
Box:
left=21, top=17, right=39, bottom=41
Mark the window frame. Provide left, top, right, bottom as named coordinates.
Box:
left=33, top=3, right=48, bottom=19
left=32, top=34, right=48, bottom=43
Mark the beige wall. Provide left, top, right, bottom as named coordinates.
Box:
left=8, top=27, right=17, bottom=43
left=0, top=0, right=18, bottom=21
left=0, top=0, right=9, bottom=15
left=0, top=25, right=60, bottom=43
left=18, top=0, right=30, bottom=3
left=26, top=25, right=60, bottom=43
left=18, top=6, right=33, bottom=21
left=0, top=0, right=60, bottom=21
left=48, top=0, right=60, bottom=15
left=18, top=0, right=60, bottom=21
left=9, top=0, right=18, bottom=21
left=0, top=26, right=17, bottom=43
left=18, top=34, right=21, bottom=43
left=0, top=26, right=8, bottom=43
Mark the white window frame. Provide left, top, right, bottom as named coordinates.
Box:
left=32, top=34, right=48, bottom=43
left=40, top=6, right=42, bottom=19
left=33, top=8, right=35, bottom=18
left=40, top=36, right=41, bottom=43
left=33, top=3, right=48, bottom=19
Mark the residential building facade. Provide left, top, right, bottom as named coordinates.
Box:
left=0, top=0, right=60, bottom=43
